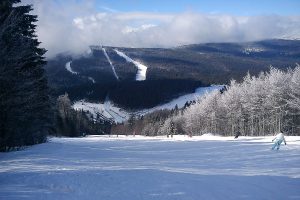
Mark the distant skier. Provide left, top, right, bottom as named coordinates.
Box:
left=271, top=132, right=287, bottom=150
left=234, top=131, right=241, bottom=139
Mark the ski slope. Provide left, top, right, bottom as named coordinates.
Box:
left=102, top=47, right=119, bottom=80
left=72, top=86, right=222, bottom=123
left=65, top=61, right=95, bottom=83
left=73, top=99, right=129, bottom=123
left=1, top=135, right=300, bottom=200
left=114, top=49, right=147, bottom=81
left=87, top=77, right=96, bottom=84
left=65, top=61, right=78, bottom=75
left=138, top=85, right=223, bottom=115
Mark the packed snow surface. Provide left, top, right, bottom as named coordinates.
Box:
left=102, top=47, right=119, bottom=80
left=1, top=135, right=300, bottom=200
left=114, top=49, right=147, bottom=81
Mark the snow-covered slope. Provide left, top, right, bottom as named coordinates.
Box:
left=87, top=77, right=95, bottom=83
left=102, top=47, right=119, bottom=80
left=65, top=61, right=95, bottom=83
left=243, top=47, right=264, bottom=54
left=139, top=85, right=223, bottom=115
left=114, top=49, right=147, bottom=81
left=65, top=61, right=78, bottom=75
left=1, top=135, right=299, bottom=200
left=73, top=99, right=129, bottom=123
left=73, top=85, right=223, bottom=123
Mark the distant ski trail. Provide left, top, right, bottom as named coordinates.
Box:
left=73, top=99, right=129, bottom=123
left=65, top=61, right=96, bottom=83
left=114, top=49, right=147, bottom=81
left=102, top=47, right=119, bottom=80
left=88, top=77, right=96, bottom=83
left=65, top=61, right=78, bottom=75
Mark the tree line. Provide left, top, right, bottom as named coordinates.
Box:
left=0, top=0, right=110, bottom=151
left=183, top=66, right=300, bottom=136
left=55, top=93, right=111, bottom=137
left=59, top=79, right=204, bottom=110
left=112, top=66, right=300, bottom=136
left=0, top=0, right=52, bottom=151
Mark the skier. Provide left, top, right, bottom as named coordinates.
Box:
left=234, top=131, right=241, bottom=139
left=271, top=132, right=287, bottom=150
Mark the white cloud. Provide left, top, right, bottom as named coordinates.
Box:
left=122, top=24, right=157, bottom=34
left=99, top=6, right=118, bottom=13
left=21, top=0, right=300, bottom=57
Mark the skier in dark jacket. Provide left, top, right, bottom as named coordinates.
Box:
left=234, top=131, right=241, bottom=139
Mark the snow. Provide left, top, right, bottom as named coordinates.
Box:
left=65, top=61, right=78, bottom=75
left=114, top=49, right=147, bottom=81
left=73, top=99, right=129, bottom=123
left=72, top=86, right=223, bottom=123
left=65, top=61, right=96, bottom=83
left=138, top=85, right=224, bottom=115
left=1, top=135, right=300, bottom=200
left=87, top=77, right=95, bottom=84
left=102, top=47, right=119, bottom=80
left=243, top=47, right=264, bottom=54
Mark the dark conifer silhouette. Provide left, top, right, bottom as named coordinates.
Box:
left=0, top=0, right=52, bottom=151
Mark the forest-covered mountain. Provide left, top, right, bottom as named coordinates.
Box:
left=45, top=39, right=300, bottom=109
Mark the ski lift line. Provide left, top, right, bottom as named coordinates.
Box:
left=95, top=111, right=114, bottom=123
left=104, top=109, right=115, bottom=119
left=109, top=109, right=126, bottom=119
left=106, top=108, right=126, bottom=120
left=102, top=47, right=119, bottom=80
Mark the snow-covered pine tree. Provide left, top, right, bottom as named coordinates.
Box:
left=0, top=0, right=52, bottom=151
left=289, top=65, right=300, bottom=113
left=181, top=66, right=299, bottom=136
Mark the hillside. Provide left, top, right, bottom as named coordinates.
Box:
left=45, top=39, right=300, bottom=109
left=72, top=86, right=223, bottom=123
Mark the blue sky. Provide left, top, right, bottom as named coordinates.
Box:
left=24, top=0, right=300, bottom=56
left=96, top=0, right=300, bottom=15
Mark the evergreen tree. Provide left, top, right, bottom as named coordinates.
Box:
left=0, top=0, right=52, bottom=151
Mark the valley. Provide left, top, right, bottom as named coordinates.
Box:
left=45, top=39, right=300, bottom=123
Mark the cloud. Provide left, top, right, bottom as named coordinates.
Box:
left=99, top=6, right=118, bottom=13
left=122, top=24, right=157, bottom=34
left=21, top=0, right=300, bottom=57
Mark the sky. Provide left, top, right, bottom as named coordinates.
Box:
left=21, top=0, right=300, bottom=57
left=95, top=0, right=300, bottom=15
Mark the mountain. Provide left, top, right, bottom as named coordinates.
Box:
left=45, top=39, right=300, bottom=111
